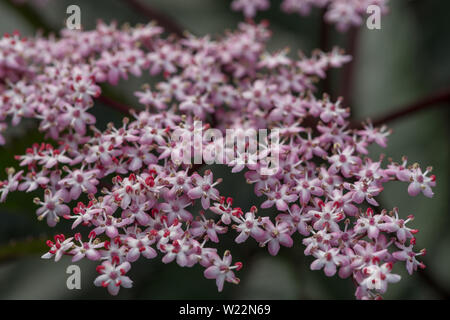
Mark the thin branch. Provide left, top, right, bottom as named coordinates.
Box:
left=351, top=88, right=450, bottom=129
left=97, top=95, right=132, bottom=115
left=371, top=89, right=450, bottom=127
left=341, top=27, right=359, bottom=116
left=120, top=0, right=184, bottom=37
left=319, top=8, right=330, bottom=52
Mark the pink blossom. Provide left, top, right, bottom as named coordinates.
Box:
left=94, top=260, right=133, bottom=296
left=188, top=170, right=221, bottom=209
left=203, top=250, right=241, bottom=292
left=41, top=234, right=74, bottom=262
left=34, top=189, right=70, bottom=227
left=360, top=262, right=401, bottom=294
left=0, top=18, right=434, bottom=299
left=261, top=220, right=294, bottom=256
left=310, top=248, right=341, bottom=277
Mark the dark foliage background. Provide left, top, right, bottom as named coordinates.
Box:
left=0, top=0, right=448, bottom=299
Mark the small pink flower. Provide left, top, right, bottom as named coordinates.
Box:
left=261, top=184, right=298, bottom=211
left=392, top=241, right=426, bottom=275
left=233, top=207, right=266, bottom=243
left=0, top=168, right=22, bottom=202
left=261, top=220, right=293, bottom=256
left=360, top=262, right=401, bottom=294
left=407, top=166, right=436, bottom=198
left=70, top=233, right=103, bottom=262
left=310, top=201, right=345, bottom=233
left=34, top=189, right=70, bottom=227
left=94, top=260, right=133, bottom=296
left=42, top=234, right=74, bottom=262
left=310, top=248, right=341, bottom=277
left=125, top=233, right=157, bottom=262
left=204, top=250, right=241, bottom=292
left=190, top=212, right=228, bottom=243
left=188, top=170, right=221, bottom=209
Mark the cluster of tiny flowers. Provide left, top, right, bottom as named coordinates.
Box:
left=231, top=0, right=389, bottom=31
left=0, top=18, right=435, bottom=299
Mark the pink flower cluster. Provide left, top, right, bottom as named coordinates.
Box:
left=231, top=0, right=389, bottom=31
left=0, top=18, right=435, bottom=299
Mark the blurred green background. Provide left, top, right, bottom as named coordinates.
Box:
left=0, top=0, right=449, bottom=299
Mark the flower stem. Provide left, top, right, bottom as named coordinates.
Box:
left=371, top=88, right=450, bottom=127
left=341, top=27, right=359, bottom=117
left=319, top=8, right=330, bottom=52
left=351, top=88, right=450, bottom=129
left=350, top=88, right=450, bottom=129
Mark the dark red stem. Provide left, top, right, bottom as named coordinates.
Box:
left=341, top=27, right=359, bottom=116
left=319, top=8, right=330, bottom=52
left=351, top=88, right=450, bottom=129
left=371, top=88, right=450, bottom=127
